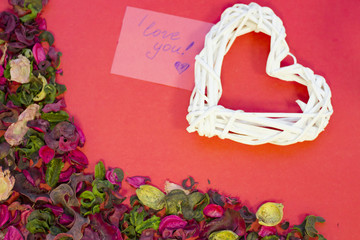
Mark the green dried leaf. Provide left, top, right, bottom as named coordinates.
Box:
left=94, top=161, right=105, bottom=180
left=24, top=0, right=43, bottom=11
left=41, top=110, right=69, bottom=123
left=79, top=190, right=96, bottom=209
left=20, top=4, right=38, bottom=22
left=262, top=236, right=279, bottom=240
left=135, top=215, right=160, bottom=234
left=246, top=232, right=258, bottom=240
left=165, top=189, right=187, bottom=215
left=45, top=158, right=64, bottom=188
left=39, top=31, right=55, bottom=46
left=114, top=168, right=124, bottom=182
left=26, top=219, right=50, bottom=234
left=56, top=83, right=67, bottom=96
left=293, top=215, right=326, bottom=238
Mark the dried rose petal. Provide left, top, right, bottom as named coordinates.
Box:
left=59, top=167, right=75, bottom=182
left=35, top=17, right=47, bottom=31
left=42, top=99, right=66, bottom=113
left=39, top=145, right=55, bottom=164
left=0, top=204, right=10, bottom=227
left=43, top=204, right=63, bottom=217
left=22, top=169, right=35, bottom=187
left=159, top=215, right=187, bottom=234
left=75, top=124, right=85, bottom=147
left=4, top=226, right=24, bottom=240
left=126, top=176, right=150, bottom=188
left=32, top=43, right=46, bottom=64
left=59, top=213, right=74, bottom=226
left=203, top=204, right=224, bottom=218
left=258, top=226, right=277, bottom=237
left=27, top=119, right=50, bottom=133
left=106, top=168, right=123, bottom=187
left=66, top=149, right=88, bottom=169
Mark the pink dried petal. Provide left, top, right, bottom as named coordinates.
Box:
left=39, top=145, right=55, bottom=164
left=43, top=204, right=64, bottom=217
left=22, top=169, right=36, bottom=186
left=159, top=215, right=187, bottom=234
left=67, top=149, right=88, bottom=169
left=203, top=204, right=224, bottom=218
left=42, top=99, right=66, bottom=113
left=59, top=213, right=74, bottom=226
left=58, top=134, right=79, bottom=152
left=0, top=205, right=10, bottom=227
left=0, top=77, right=7, bottom=85
left=59, top=167, right=75, bottom=182
left=126, top=176, right=150, bottom=188
left=35, top=17, right=47, bottom=31
left=75, top=124, right=85, bottom=147
left=258, top=226, right=277, bottom=237
left=32, top=43, right=46, bottom=64
left=0, top=65, right=4, bottom=76
left=4, top=226, right=24, bottom=240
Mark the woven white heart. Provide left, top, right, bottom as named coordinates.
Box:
left=186, top=2, right=333, bottom=145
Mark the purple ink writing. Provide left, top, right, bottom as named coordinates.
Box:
left=139, top=14, right=196, bottom=60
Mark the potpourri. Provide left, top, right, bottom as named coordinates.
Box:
left=0, top=1, right=326, bottom=239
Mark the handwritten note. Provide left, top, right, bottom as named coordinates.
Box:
left=111, top=7, right=213, bottom=90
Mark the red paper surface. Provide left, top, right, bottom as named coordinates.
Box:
left=1, top=0, right=359, bottom=239
left=111, top=7, right=213, bottom=90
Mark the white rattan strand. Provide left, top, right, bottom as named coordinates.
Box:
left=186, top=2, right=333, bottom=145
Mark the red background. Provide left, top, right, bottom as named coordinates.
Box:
left=2, top=0, right=360, bottom=239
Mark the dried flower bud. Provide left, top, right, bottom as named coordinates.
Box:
left=208, top=230, right=239, bottom=240
left=0, top=167, right=15, bottom=201
left=256, top=202, right=284, bottom=226
left=9, top=54, right=31, bottom=83
left=136, top=185, right=165, bottom=210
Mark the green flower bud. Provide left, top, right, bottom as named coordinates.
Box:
left=136, top=185, right=165, bottom=210
left=256, top=202, right=284, bottom=226
left=209, top=230, right=239, bottom=240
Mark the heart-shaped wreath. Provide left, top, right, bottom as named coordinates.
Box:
left=187, top=3, right=333, bottom=145
left=0, top=1, right=326, bottom=239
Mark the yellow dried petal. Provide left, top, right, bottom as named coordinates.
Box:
left=0, top=167, right=15, bottom=201
left=4, top=104, right=40, bottom=146
left=136, top=185, right=165, bottom=210
left=209, top=230, right=239, bottom=240
left=256, top=202, right=284, bottom=226
left=9, top=54, right=31, bottom=84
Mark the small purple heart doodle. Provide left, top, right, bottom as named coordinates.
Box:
left=174, top=61, right=190, bottom=74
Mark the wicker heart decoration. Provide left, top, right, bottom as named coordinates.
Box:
left=186, top=2, right=333, bottom=145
